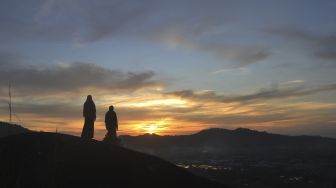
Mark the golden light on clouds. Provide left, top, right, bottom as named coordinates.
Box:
left=1, top=0, right=336, bottom=142
left=1, top=88, right=336, bottom=139
left=125, top=98, right=188, bottom=108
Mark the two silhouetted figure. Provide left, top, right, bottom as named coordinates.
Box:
left=81, top=95, right=119, bottom=144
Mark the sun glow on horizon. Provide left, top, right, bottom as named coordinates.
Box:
left=133, top=118, right=172, bottom=134
left=3, top=88, right=336, bottom=139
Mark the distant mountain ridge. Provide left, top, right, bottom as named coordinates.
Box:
left=120, top=128, right=336, bottom=160
left=0, top=121, right=29, bottom=138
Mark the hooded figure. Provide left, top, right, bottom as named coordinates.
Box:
left=81, top=95, right=96, bottom=141
left=104, top=105, right=118, bottom=143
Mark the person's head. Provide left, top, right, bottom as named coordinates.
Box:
left=109, top=105, right=114, bottom=111
left=86, top=95, right=93, bottom=101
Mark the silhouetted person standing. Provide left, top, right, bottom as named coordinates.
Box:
left=81, top=95, right=96, bottom=141
left=104, top=105, right=118, bottom=143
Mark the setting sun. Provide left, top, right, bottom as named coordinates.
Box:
left=133, top=119, right=171, bottom=134
left=143, top=124, right=160, bottom=134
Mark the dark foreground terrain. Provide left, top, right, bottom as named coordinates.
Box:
left=0, top=132, right=227, bottom=188
left=0, top=122, right=29, bottom=138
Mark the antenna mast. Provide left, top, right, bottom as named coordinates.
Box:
left=9, top=82, right=12, bottom=122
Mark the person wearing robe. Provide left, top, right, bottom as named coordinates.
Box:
left=104, top=105, right=118, bottom=143
left=81, top=95, right=96, bottom=141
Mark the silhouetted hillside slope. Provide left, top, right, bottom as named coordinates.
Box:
left=0, top=122, right=29, bottom=138
left=0, top=132, right=228, bottom=188
left=120, top=128, right=336, bottom=160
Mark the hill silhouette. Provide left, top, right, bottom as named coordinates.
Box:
left=0, top=121, right=29, bottom=138
left=0, top=132, right=228, bottom=188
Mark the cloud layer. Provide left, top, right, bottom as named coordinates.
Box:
left=0, top=60, right=161, bottom=95
left=166, top=83, right=336, bottom=103
left=267, top=28, right=336, bottom=60
left=0, top=0, right=336, bottom=138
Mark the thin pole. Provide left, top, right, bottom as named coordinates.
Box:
left=9, top=82, right=12, bottom=122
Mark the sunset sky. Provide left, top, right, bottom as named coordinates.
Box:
left=1, top=0, right=336, bottom=139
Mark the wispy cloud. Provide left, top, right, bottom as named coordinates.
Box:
left=211, top=67, right=250, bottom=75
left=165, top=83, right=336, bottom=103
left=280, top=80, right=305, bottom=85
left=267, top=28, right=336, bottom=60
left=153, top=30, right=271, bottom=66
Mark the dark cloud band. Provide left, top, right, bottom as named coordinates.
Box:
left=0, top=61, right=162, bottom=95
left=166, top=83, right=336, bottom=103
